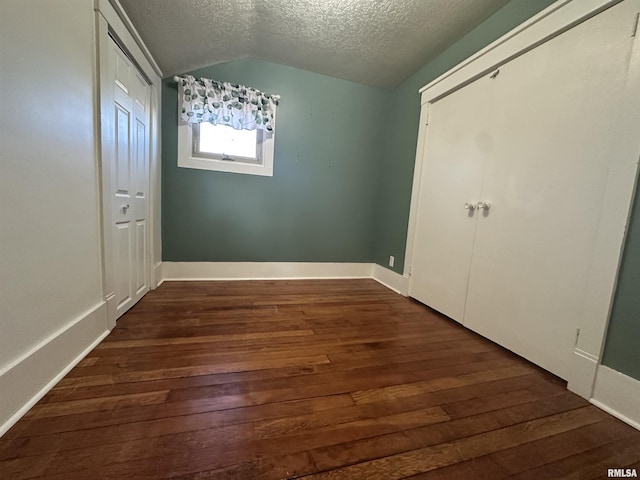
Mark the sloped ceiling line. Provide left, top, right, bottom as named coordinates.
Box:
left=120, top=0, right=511, bottom=89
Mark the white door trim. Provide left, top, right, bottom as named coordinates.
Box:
left=95, top=0, right=162, bottom=79
left=404, top=0, right=640, bottom=398
left=95, top=0, right=162, bottom=329
left=417, top=0, right=620, bottom=100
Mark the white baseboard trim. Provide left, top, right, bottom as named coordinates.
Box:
left=162, top=262, right=374, bottom=281
left=372, top=264, right=410, bottom=296
left=591, top=365, right=640, bottom=431
left=0, top=302, right=109, bottom=437
left=567, top=348, right=599, bottom=399
left=105, top=293, right=117, bottom=331
left=153, top=261, right=163, bottom=287
left=161, top=262, right=414, bottom=296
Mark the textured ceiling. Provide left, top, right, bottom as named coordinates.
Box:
left=119, top=0, right=511, bottom=88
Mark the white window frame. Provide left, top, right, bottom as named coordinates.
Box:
left=178, top=122, right=275, bottom=176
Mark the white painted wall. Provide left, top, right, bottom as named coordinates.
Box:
left=0, top=0, right=107, bottom=430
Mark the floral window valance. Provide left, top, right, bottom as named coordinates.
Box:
left=174, top=74, right=280, bottom=133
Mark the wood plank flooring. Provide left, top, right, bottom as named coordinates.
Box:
left=1, top=279, right=639, bottom=479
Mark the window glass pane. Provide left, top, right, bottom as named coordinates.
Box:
left=198, top=123, right=257, bottom=158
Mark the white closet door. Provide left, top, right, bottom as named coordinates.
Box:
left=109, top=37, right=151, bottom=319
left=409, top=75, right=495, bottom=321
left=464, top=0, right=638, bottom=379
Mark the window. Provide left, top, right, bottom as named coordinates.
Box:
left=195, top=123, right=258, bottom=163
left=178, top=122, right=275, bottom=176
left=174, top=74, right=279, bottom=176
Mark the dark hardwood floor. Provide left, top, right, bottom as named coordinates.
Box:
left=1, top=279, right=639, bottom=479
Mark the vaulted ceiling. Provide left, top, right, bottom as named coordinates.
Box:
left=119, top=0, right=511, bottom=88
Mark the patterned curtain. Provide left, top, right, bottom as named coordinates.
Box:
left=174, top=75, right=279, bottom=132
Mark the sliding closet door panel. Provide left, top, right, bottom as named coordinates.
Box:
left=464, top=0, right=637, bottom=379
left=409, top=76, right=495, bottom=321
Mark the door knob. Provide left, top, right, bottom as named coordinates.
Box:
left=122, top=204, right=130, bottom=213
left=477, top=201, right=491, bottom=210
left=464, top=202, right=477, bottom=210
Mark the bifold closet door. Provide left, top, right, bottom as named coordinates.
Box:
left=108, top=36, right=151, bottom=319
left=463, top=0, right=638, bottom=379
left=409, top=75, right=496, bottom=322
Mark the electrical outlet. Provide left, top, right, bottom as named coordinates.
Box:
left=389, top=256, right=395, bottom=268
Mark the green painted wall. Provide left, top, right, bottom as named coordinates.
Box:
left=162, top=59, right=387, bottom=262
left=602, top=185, right=640, bottom=381
left=372, top=0, right=556, bottom=273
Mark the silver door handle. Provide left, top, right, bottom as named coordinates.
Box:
left=122, top=204, right=130, bottom=213
left=464, top=202, right=477, bottom=210
left=477, top=201, right=491, bottom=210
